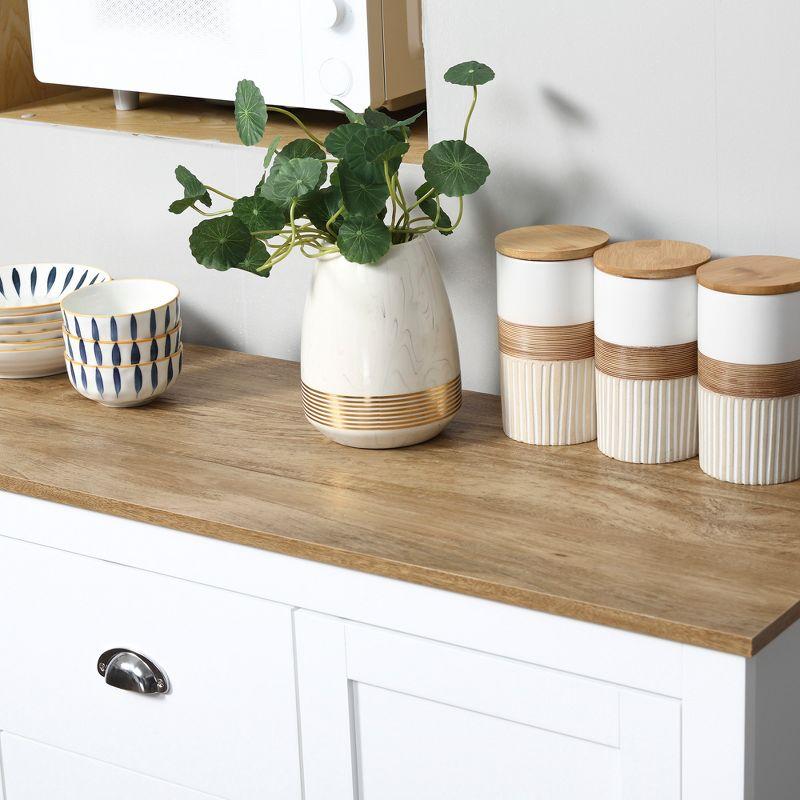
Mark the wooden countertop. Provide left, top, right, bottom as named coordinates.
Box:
left=1, top=344, right=799, bottom=657
left=0, top=89, right=429, bottom=164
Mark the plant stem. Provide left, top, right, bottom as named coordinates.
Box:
left=404, top=186, right=436, bottom=216
left=192, top=205, right=233, bottom=217
left=385, top=162, right=407, bottom=233
left=463, top=85, right=478, bottom=142
left=326, top=205, right=344, bottom=239
left=436, top=196, right=464, bottom=232
left=204, top=185, right=238, bottom=201
left=304, top=245, right=340, bottom=259
left=266, top=106, right=325, bottom=148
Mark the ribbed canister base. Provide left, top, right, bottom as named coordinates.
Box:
left=699, top=385, right=800, bottom=485
left=500, top=354, right=596, bottom=445
left=596, top=371, right=698, bottom=464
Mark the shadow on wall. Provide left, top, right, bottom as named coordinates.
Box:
left=468, top=85, right=662, bottom=251
left=181, top=301, right=241, bottom=351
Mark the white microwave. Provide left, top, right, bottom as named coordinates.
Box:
left=26, top=0, right=425, bottom=112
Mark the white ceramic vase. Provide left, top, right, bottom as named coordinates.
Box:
left=300, top=236, right=462, bottom=449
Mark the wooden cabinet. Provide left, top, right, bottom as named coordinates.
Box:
left=294, top=612, right=680, bottom=800
left=0, top=491, right=799, bottom=799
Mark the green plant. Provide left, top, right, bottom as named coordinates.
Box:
left=170, top=61, right=495, bottom=275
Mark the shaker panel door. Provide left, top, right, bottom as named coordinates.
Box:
left=295, top=611, right=681, bottom=800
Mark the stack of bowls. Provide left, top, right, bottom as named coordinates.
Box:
left=0, top=264, right=111, bottom=378
left=61, top=279, right=183, bottom=408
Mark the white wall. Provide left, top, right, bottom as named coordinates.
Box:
left=2, top=0, right=799, bottom=393
left=423, top=0, right=800, bottom=392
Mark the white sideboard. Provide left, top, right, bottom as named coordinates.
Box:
left=0, top=490, right=798, bottom=799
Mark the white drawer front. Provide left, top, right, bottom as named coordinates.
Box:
left=0, top=536, right=301, bottom=800
left=0, top=733, right=221, bottom=800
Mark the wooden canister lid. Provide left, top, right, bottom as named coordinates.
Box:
left=593, top=239, right=711, bottom=279
left=696, top=256, right=800, bottom=296
left=495, top=224, right=610, bottom=261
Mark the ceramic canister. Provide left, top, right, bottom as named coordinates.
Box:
left=495, top=224, right=610, bottom=445
left=697, top=257, right=800, bottom=485
left=593, top=239, right=711, bottom=464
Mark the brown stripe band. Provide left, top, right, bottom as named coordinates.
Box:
left=301, top=376, right=462, bottom=431
left=698, top=352, right=800, bottom=398
left=595, top=337, right=697, bottom=380
left=498, top=318, right=594, bottom=361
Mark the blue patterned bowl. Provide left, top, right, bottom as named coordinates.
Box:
left=65, top=346, right=183, bottom=408
left=61, top=279, right=180, bottom=341
left=62, top=323, right=182, bottom=367
left=0, top=264, right=111, bottom=314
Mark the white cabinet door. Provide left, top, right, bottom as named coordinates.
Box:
left=0, top=536, right=301, bottom=800
left=0, top=733, right=221, bottom=800
left=295, top=612, right=681, bottom=800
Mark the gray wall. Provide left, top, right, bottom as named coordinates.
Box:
left=2, top=1, right=799, bottom=393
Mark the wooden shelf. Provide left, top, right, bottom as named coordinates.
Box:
left=1, top=344, right=800, bottom=657
left=0, top=88, right=429, bottom=163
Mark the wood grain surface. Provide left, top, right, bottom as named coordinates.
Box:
left=495, top=224, right=609, bottom=261
left=0, top=0, right=72, bottom=112
left=697, top=256, right=800, bottom=296
left=595, top=337, right=698, bottom=380
left=594, top=239, right=711, bottom=279
left=698, top=351, right=800, bottom=398
left=1, top=345, right=800, bottom=657
left=498, top=319, right=595, bottom=361
left=0, top=89, right=429, bottom=163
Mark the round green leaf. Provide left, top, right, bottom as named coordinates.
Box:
left=324, top=123, right=367, bottom=158
left=363, top=130, right=410, bottom=163
left=263, top=158, right=323, bottom=205
left=299, top=186, right=344, bottom=236
left=174, top=165, right=211, bottom=207
left=444, top=61, right=495, bottom=86
left=276, top=138, right=326, bottom=164
left=338, top=162, right=390, bottom=216
left=275, top=139, right=327, bottom=188
left=169, top=197, right=198, bottom=215
left=232, top=195, right=285, bottom=233
left=337, top=216, right=391, bottom=264
left=236, top=238, right=270, bottom=275
left=422, top=139, right=490, bottom=197
left=364, top=107, right=424, bottom=130
left=189, top=217, right=252, bottom=271
left=234, top=79, right=268, bottom=146
left=263, top=135, right=281, bottom=169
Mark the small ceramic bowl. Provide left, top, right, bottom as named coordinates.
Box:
left=63, top=323, right=182, bottom=367
left=0, top=317, right=62, bottom=335
left=0, top=342, right=66, bottom=379
left=65, top=346, right=183, bottom=408
left=0, top=264, right=111, bottom=314
left=0, top=327, right=63, bottom=344
left=61, top=279, right=180, bottom=341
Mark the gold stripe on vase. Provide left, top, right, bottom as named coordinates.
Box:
left=698, top=351, right=800, bottom=399
left=301, top=376, right=463, bottom=431
left=497, top=318, right=595, bottom=361
left=595, top=337, right=698, bottom=381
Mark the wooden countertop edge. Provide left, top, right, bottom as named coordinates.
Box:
left=0, top=472, right=770, bottom=658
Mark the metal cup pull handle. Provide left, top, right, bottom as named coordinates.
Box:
left=97, top=648, right=169, bottom=694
